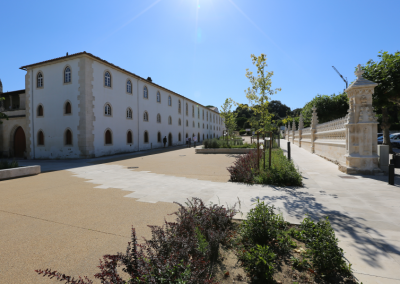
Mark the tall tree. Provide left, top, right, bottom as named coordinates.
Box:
left=267, top=100, right=291, bottom=119
left=245, top=54, right=281, bottom=132
left=361, top=51, right=400, bottom=151
left=220, top=98, right=238, bottom=136
left=301, top=93, right=349, bottom=128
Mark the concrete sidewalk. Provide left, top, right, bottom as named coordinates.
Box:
left=280, top=140, right=400, bottom=283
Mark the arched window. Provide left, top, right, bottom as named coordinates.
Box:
left=178, top=100, right=181, bottom=113
left=157, top=92, right=161, bottom=103
left=207, top=125, right=208, bottom=129
left=186, top=103, right=188, bottom=115
left=127, top=80, right=132, bottom=93
left=157, top=132, right=161, bottom=142
left=127, top=108, right=132, bottom=119
left=65, top=102, right=71, bottom=114
left=127, top=131, right=133, bottom=144
left=192, top=121, right=195, bottom=127
left=157, top=113, right=161, bottom=123
left=192, top=105, right=194, bottom=117
left=168, top=96, right=172, bottom=106
left=143, top=86, right=148, bottom=98
left=144, top=131, right=149, bottom=143
left=144, top=111, right=149, bottom=121
left=105, top=104, right=112, bottom=116
left=168, top=116, right=172, bottom=125
left=179, top=118, right=181, bottom=126
left=186, top=133, right=188, bottom=138
left=104, top=71, right=111, bottom=87
left=105, top=129, right=112, bottom=144
left=37, top=105, right=43, bottom=117
left=65, top=129, right=72, bottom=145
left=198, top=122, right=200, bottom=128
left=179, top=132, right=181, bottom=142
left=38, top=130, right=44, bottom=145
left=37, top=72, right=43, bottom=88
left=186, top=120, right=188, bottom=127
left=64, top=67, right=71, bottom=83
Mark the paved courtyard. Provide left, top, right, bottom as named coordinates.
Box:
left=1, top=142, right=400, bottom=283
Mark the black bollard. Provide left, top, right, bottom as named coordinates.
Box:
left=389, top=164, right=395, bottom=185
left=287, top=142, right=291, bottom=161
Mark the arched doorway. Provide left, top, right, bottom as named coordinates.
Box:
left=168, top=133, right=172, bottom=146
left=14, top=127, right=26, bottom=158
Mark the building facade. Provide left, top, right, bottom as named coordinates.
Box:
left=0, top=52, right=225, bottom=159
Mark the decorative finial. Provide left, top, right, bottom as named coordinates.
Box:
left=355, top=64, right=364, bottom=78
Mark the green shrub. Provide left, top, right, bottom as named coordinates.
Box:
left=300, top=216, right=352, bottom=276
left=238, top=244, right=276, bottom=283
left=239, top=129, right=246, bottom=135
left=0, top=160, right=19, bottom=170
left=203, top=138, right=252, bottom=148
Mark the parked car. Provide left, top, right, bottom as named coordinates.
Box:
left=378, top=133, right=383, bottom=138
left=378, top=133, right=400, bottom=148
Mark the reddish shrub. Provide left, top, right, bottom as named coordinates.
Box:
left=227, top=150, right=262, bottom=183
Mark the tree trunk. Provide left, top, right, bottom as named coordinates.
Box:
left=381, top=107, right=393, bottom=153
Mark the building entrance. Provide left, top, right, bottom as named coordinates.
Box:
left=14, top=127, right=26, bottom=158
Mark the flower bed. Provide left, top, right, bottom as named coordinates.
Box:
left=35, top=198, right=359, bottom=284
left=227, top=149, right=303, bottom=186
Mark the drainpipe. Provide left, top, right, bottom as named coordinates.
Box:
left=31, top=69, right=35, bottom=159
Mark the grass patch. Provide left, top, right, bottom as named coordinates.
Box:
left=0, top=160, right=19, bottom=170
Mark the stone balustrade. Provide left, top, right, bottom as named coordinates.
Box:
left=284, top=64, right=382, bottom=175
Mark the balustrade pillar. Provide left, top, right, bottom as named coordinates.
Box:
left=342, top=64, right=381, bottom=174
left=310, top=106, right=318, bottom=153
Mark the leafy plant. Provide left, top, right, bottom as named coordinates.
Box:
left=0, top=159, right=19, bottom=169
left=227, top=150, right=262, bottom=183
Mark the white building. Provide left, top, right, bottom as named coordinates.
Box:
left=0, top=52, right=225, bottom=159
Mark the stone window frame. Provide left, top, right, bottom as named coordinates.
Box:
left=127, top=130, right=133, bottom=144
left=104, top=102, right=113, bottom=117
left=156, top=91, right=161, bottom=103
left=178, top=100, right=181, bottom=113
left=143, top=111, right=149, bottom=122
left=64, top=100, right=72, bottom=116
left=168, top=96, right=172, bottom=106
left=168, top=116, right=172, bottom=125
left=104, top=70, right=112, bottom=88
left=178, top=118, right=181, bottom=126
left=36, top=71, right=44, bottom=89
left=157, top=131, right=162, bottom=143
left=144, top=130, right=149, bottom=144
left=126, top=107, right=133, bottom=119
left=36, top=104, right=44, bottom=117
left=64, top=128, right=73, bottom=146
left=157, top=113, right=161, bottom=123
left=104, top=128, right=113, bottom=146
left=37, top=129, right=45, bottom=146
left=126, top=79, right=133, bottom=94
left=63, top=65, right=72, bottom=85
left=143, top=86, right=149, bottom=99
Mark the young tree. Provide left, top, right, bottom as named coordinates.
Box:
left=0, top=97, right=8, bottom=124
left=361, top=51, right=400, bottom=151
left=220, top=98, right=238, bottom=136
left=245, top=54, right=281, bottom=133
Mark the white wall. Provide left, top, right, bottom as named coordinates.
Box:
left=29, top=59, right=81, bottom=159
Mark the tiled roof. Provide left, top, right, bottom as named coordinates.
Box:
left=0, top=89, right=25, bottom=96
left=19, top=52, right=219, bottom=114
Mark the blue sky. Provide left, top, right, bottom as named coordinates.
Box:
left=1, top=0, right=399, bottom=111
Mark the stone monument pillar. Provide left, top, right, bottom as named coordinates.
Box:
left=292, top=120, right=296, bottom=144
left=310, top=105, right=318, bottom=153
left=298, top=113, right=304, bottom=148
left=342, top=64, right=380, bottom=174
